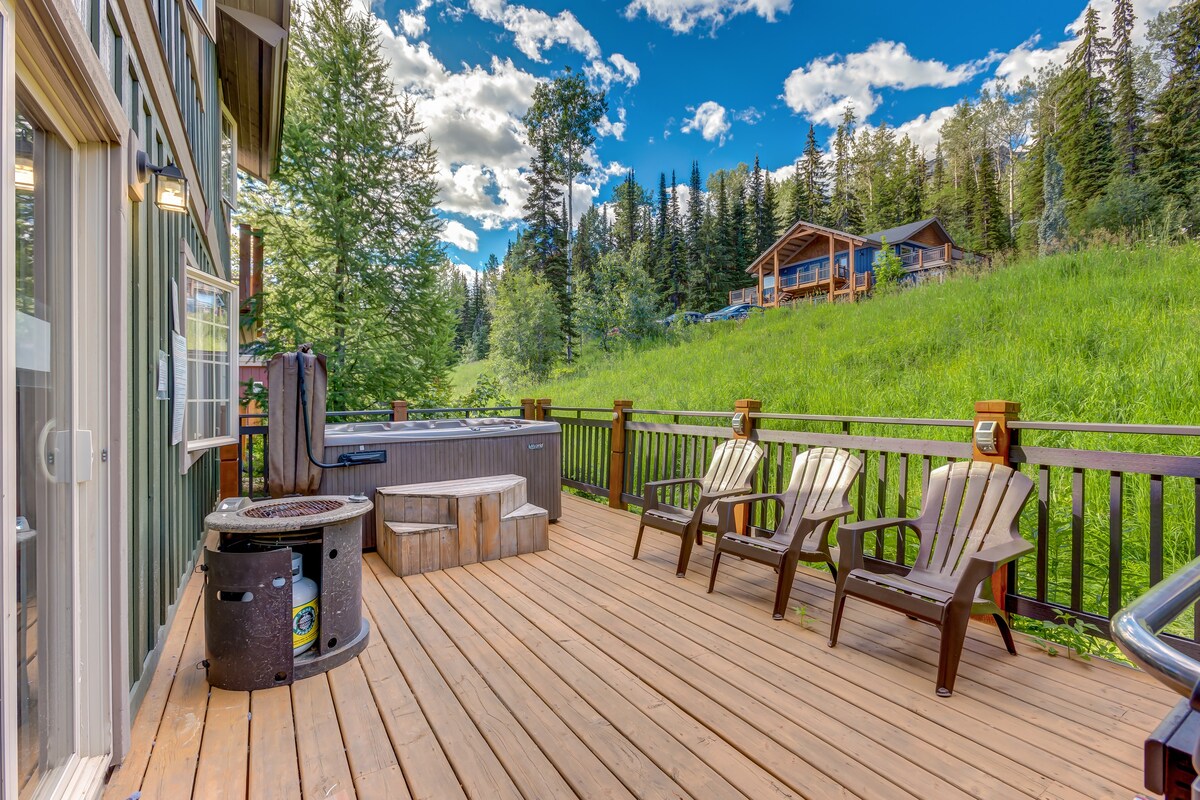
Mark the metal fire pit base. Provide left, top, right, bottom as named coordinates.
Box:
left=202, top=496, right=372, bottom=692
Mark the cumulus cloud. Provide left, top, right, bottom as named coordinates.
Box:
left=598, top=106, right=628, bottom=140
left=734, top=106, right=763, bottom=125
left=682, top=101, right=732, bottom=145
left=782, top=41, right=992, bottom=126
left=894, top=105, right=957, bottom=155
left=586, top=53, right=641, bottom=89
left=625, top=0, right=792, bottom=33
left=441, top=220, right=480, bottom=251
left=469, top=0, right=599, bottom=62
left=397, top=0, right=432, bottom=38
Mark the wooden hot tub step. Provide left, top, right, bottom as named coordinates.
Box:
left=375, top=475, right=550, bottom=577
left=379, top=522, right=459, bottom=577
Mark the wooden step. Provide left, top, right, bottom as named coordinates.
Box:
left=379, top=522, right=458, bottom=577
left=376, top=475, right=528, bottom=519
left=499, top=503, right=549, bottom=559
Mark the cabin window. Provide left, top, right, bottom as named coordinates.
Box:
left=220, top=110, right=237, bottom=216
left=180, top=247, right=238, bottom=459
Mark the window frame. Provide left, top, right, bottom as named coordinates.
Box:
left=178, top=241, right=238, bottom=471
left=219, top=104, right=237, bottom=217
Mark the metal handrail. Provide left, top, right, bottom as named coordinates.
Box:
left=1112, top=555, right=1200, bottom=697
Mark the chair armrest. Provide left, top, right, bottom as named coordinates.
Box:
left=715, top=493, right=783, bottom=532
left=642, top=477, right=702, bottom=512
left=804, top=504, right=854, bottom=524
left=835, top=517, right=920, bottom=574
left=955, top=538, right=1035, bottom=600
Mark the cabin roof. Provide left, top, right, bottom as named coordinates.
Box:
left=746, top=216, right=955, bottom=273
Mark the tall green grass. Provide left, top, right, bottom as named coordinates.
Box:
left=463, top=244, right=1200, bottom=641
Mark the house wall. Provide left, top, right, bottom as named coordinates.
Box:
left=3, top=0, right=232, bottom=783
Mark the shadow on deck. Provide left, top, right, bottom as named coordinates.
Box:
left=103, top=494, right=1173, bottom=800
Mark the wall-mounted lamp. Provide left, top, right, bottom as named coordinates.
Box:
left=15, top=137, right=35, bottom=191
left=136, top=151, right=189, bottom=214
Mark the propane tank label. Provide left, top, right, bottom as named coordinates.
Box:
left=293, top=599, right=318, bottom=649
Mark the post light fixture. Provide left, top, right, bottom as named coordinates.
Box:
left=15, top=136, right=35, bottom=191
left=136, top=151, right=189, bottom=214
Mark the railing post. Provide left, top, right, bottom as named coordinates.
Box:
left=535, top=398, right=551, bottom=421
left=219, top=443, right=240, bottom=499
left=521, top=398, right=536, bottom=420
left=609, top=400, right=633, bottom=509
left=732, top=398, right=762, bottom=533
left=391, top=400, right=408, bottom=422
left=973, top=399, right=1021, bottom=616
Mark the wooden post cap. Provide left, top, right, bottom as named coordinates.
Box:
left=974, top=400, right=1020, bottom=416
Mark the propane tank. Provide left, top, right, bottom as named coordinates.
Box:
left=291, top=552, right=318, bottom=656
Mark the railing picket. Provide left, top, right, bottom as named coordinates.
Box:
left=1037, top=465, right=1050, bottom=603
left=1150, top=474, right=1164, bottom=586
left=895, top=454, right=909, bottom=565
left=1108, top=471, right=1123, bottom=617
left=876, top=452, right=888, bottom=559
left=857, top=450, right=867, bottom=522
left=1071, top=468, right=1085, bottom=612
left=920, top=455, right=931, bottom=499
left=1194, top=478, right=1200, bottom=643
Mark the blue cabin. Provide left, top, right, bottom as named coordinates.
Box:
left=729, top=218, right=966, bottom=306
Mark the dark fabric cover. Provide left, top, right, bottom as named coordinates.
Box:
left=267, top=345, right=326, bottom=497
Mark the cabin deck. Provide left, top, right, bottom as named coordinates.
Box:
left=103, top=493, right=1175, bottom=800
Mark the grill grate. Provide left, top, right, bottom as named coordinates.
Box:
left=243, top=499, right=346, bottom=519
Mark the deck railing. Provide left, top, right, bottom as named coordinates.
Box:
left=234, top=396, right=1200, bottom=657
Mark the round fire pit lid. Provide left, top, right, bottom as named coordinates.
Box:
left=205, top=494, right=372, bottom=534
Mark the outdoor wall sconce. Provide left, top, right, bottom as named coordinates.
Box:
left=15, top=137, right=34, bottom=191
left=136, top=151, right=189, bottom=214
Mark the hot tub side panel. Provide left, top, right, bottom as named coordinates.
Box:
left=320, top=430, right=562, bottom=549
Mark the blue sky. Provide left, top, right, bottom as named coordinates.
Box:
left=363, top=0, right=1177, bottom=274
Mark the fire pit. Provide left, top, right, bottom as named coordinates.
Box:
left=202, top=494, right=371, bottom=691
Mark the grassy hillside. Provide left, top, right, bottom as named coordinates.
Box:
left=484, top=243, right=1200, bottom=426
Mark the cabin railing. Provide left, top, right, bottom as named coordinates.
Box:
left=235, top=396, right=1200, bottom=658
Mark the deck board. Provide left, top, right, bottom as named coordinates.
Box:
left=104, top=494, right=1176, bottom=800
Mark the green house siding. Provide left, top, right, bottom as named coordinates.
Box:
left=122, top=9, right=226, bottom=697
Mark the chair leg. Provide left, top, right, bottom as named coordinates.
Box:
left=935, top=611, right=971, bottom=697
left=772, top=556, right=798, bottom=620
left=675, top=528, right=696, bottom=577
left=633, top=523, right=646, bottom=560
left=707, top=548, right=722, bottom=593
left=994, top=613, right=1018, bottom=655
left=826, top=560, right=837, bottom=581
left=828, top=590, right=847, bottom=647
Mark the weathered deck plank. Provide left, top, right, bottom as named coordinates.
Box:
left=105, top=493, right=1176, bottom=800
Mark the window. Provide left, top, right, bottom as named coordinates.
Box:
left=179, top=244, right=238, bottom=461
left=220, top=109, right=237, bottom=214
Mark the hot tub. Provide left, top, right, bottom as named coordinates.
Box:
left=318, top=417, right=561, bottom=549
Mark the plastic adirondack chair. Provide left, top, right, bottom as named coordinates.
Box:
left=633, top=439, right=764, bottom=577
left=828, top=460, right=1034, bottom=697
left=708, top=447, right=862, bottom=620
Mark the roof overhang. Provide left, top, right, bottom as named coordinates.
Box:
left=217, top=0, right=290, bottom=181
left=746, top=220, right=872, bottom=274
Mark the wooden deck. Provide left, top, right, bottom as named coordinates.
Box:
left=103, top=494, right=1176, bottom=800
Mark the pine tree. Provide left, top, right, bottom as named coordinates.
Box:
left=750, top=156, right=773, bottom=255
left=665, top=171, right=687, bottom=309
left=974, top=149, right=1010, bottom=252
left=761, top=173, right=778, bottom=249
left=1057, top=6, right=1113, bottom=226
left=613, top=170, right=645, bottom=253
left=1110, top=0, right=1145, bottom=176
left=797, top=124, right=828, bottom=225
left=521, top=126, right=570, bottom=342
left=829, top=107, right=863, bottom=233
left=1146, top=0, right=1200, bottom=208
left=242, top=0, right=455, bottom=408
left=686, top=161, right=704, bottom=276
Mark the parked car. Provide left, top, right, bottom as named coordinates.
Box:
left=661, top=311, right=704, bottom=328
left=703, top=303, right=765, bottom=322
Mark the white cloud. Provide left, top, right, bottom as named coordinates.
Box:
left=441, top=220, right=480, bottom=251
left=894, top=105, right=956, bottom=155
left=782, top=41, right=992, bottom=126
left=734, top=106, right=763, bottom=125
left=468, top=0, right=599, bottom=62
left=597, top=106, right=628, bottom=140
left=397, top=0, right=432, bottom=38
left=449, top=261, right=480, bottom=282
left=625, top=0, right=792, bottom=33
left=682, top=100, right=731, bottom=145
left=586, top=53, right=641, bottom=89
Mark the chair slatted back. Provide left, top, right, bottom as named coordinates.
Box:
left=774, top=447, right=861, bottom=548
left=701, top=439, right=764, bottom=495
left=910, top=461, right=1033, bottom=587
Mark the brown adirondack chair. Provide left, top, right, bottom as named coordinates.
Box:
left=634, top=439, right=764, bottom=577
left=828, top=460, right=1034, bottom=697
left=708, top=447, right=862, bottom=619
